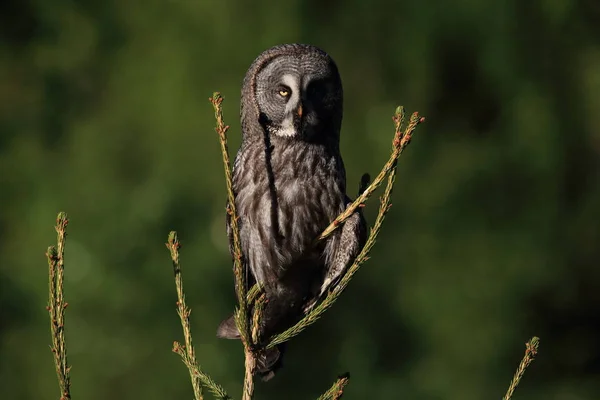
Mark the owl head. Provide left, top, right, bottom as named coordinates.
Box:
left=241, top=44, right=343, bottom=145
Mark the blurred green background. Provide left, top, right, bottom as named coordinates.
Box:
left=1, top=0, right=599, bottom=399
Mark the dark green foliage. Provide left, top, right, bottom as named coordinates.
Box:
left=1, top=1, right=598, bottom=399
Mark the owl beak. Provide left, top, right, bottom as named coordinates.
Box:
left=290, top=101, right=304, bottom=137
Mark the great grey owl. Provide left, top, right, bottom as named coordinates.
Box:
left=217, top=44, right=367, bottom=379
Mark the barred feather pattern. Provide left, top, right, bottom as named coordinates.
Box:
left=220, top=44, right=366, bottom=376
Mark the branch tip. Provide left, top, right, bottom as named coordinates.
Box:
left=527, top=336, right=540, bottom=356
left=317, top=373, right=350, bottom=400
left=268, top=106, right=423, bottom=348
left=502, top=336, right=540, bottom=400
left=47, top=212, right=72, bottom=399
left=56, top=211, right=68, bottom=228
left=47, top=246, right=58, bottom=260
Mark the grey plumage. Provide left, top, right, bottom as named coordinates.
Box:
left=217, top=44, right=366, bottom=378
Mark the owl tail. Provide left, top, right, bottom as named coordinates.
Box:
left=216, top=314, right=283, bottom=381
left=216, top=314, right=241, bottom=340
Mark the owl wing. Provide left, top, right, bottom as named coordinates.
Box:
left=318, top=196, right=367, bottom=299
left=225, top=149, right=258, bottom=291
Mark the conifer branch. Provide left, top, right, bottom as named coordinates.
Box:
left=251, top=294, right=267, bottom=344
left=37, top=95, right=545, bottom=400
left=317, top=374, right=350, bottom=400
left=46, top=212, right=72, bottom=400
left=267, top=109, right=425, bottom=348
left=167, top=231, right=230, bottom=400
left=242, top=349, right=255, bottom=400
left=317, top=107, right=424, bottom=242
left=246, top=284, right=262, bottom=305
left=172, top=342, right=230, bottom=400
left=211, top=92, right=255, bottom=400
left=503, top=337, right=540, bottom=400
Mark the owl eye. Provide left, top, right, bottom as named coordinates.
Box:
left=277, top=86, right=291, bottom=99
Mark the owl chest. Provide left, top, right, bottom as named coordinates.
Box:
left=234, top=145, right=345, bottom=253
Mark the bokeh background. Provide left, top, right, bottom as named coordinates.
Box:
left=1, top=1, right=599, bottom=399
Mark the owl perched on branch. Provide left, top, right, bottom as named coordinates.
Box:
left=217, top=44, right=366, bottom=379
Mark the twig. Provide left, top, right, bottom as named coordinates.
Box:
left=172, top=342, right=230, bottom=400
left=243, top=350, right=255, bottom=400
left=246, top=284, right=262, bottom=305
left=167, top=231, right=203, bottom=400
left=167, top=231, right=230, bottom=400
left=267, top=109, right=425, bottom=348
left=210, top=92, right=254, bottom=400
left=251, top=294, right=266, bottom=344
left=503, top=337, right=540, bottom=400
left=317, top=107, right=424, bottom=242
left=46, top=212, right=72, bottom=400
left=317, top=374, right=350, bottom=400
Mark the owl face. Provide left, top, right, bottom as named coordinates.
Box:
left=252, top=47, right=343, bottom=142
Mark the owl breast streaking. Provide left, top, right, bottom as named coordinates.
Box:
left=217, top=44, right=366, bottom=379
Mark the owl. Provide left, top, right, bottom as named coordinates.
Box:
left=217, top=44, right=366, bottom=379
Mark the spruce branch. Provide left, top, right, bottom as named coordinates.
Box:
left=172, top=342, right=230, bottom=400
left=246, top=284, right=263, bottom=305
left=242, top=348, right=256, bottom=400
left=317, top=107, right=424, bottom=242
left=317, top=374, right=350, bottom=400
left=267, top=109, right=425, bottom=348
left=210, top=92, right=255, bottom=400
left=34, top=96, right=544, bottom=400
left=503, top=337, right=540, bottom=400
left=46, top=212, right=72, bottom=400
left=167, top=231, right=230, bottom=400
left=251, top=294, right=267, bottom=344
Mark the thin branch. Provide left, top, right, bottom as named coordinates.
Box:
left=267, top=109, right=425, bottom=348
left=317, top=107, right=424, bottom=242
left=210, top=92, right=255, bottom=400
left=317, top=374, right=350, bottom=400
left=246, top=285, right=266, bottom=398
left=251, top=294, right=266, bottom=344
left=167, top=231, right=230, bottom=400
left=246, top=284, right=262, bottom=305
left=167, top=231, right=203, bottom=400
left=243, top=349, right=256, bottom=400
left=46, top=212, right=72, bottom=400
left=503, top=337, right=540, bottom=400
left=172, top=342, right=231, bottom=400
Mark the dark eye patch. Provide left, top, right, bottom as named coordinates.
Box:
left=306, top=78, right=329, bottom=97
left=306, top=78, right=336, bottom=108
